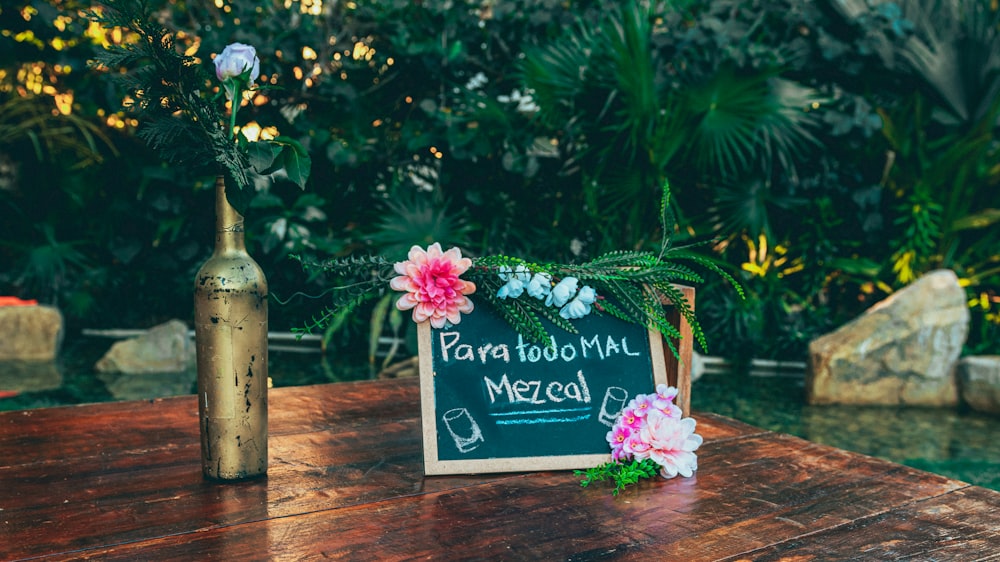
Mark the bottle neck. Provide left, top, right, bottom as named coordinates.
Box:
left=214, top=176, right=246, bottom=253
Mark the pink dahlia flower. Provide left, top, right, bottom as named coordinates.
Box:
left=639, top=409, right=703, bottom=479
left=390, top=243, right=476, bottom=328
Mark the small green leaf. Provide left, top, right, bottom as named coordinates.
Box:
left=223, top=174, right=254, bottom=217
left=246, top=141, right=281, bottom=174
left=272, top=136, right=312, bottom=189
left=577, top=458, right=660, bottom=496
left=280, top=146, right=312, bottom=190
left=447, top=40, right=464, bottom=62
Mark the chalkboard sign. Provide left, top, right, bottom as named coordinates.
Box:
left=418, top=305, right=668, bottom=475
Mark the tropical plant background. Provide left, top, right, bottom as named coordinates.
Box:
left=1, top=0, right=998, bottom=374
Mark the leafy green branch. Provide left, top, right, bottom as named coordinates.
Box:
left=463, top=244, right=731, bottom=357
left=575, top=458, right=661, bottom=496
left=89, top=1, right=247, bottom=182
left=288, top=254, right=397, bottom=339
left=294, top=181, right=743, bottom=359
left=88, top=0, right=310, bottom=215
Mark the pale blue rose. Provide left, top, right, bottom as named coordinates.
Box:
left=215, top=43, right=260, bottom=100
left=545, top=276, right=579, bottom=308
left=526, top=272, right=552, bottom=299
left=559, top=285, right=597, bottom=319
left=496, top=265, right=531, bottom=299
left=215, top=43, right=260, bottom=82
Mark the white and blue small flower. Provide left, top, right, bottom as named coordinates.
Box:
left=526, top=272, right=552, bottom=300
left=559, top=285, right=597, bottom=319
left=545, top=276, right=579, bottom=308
left=496, top=265, right=531, bottom=299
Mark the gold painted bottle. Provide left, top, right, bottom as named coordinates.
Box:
left=194, top=176, right=268, bottom=480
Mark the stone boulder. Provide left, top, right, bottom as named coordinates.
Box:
left=807, top=269, right=968, bottom=407
left=0, top=304, right=63, bottom=361
left=95, top=320, right=195, bottom=374
left=957, top=356, right=1000, bottom=416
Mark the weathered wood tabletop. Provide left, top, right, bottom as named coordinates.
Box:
left=2, top=378, right=999, bottom=561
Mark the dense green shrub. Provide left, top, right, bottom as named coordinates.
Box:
left=0, top=0, right=996, bottom=361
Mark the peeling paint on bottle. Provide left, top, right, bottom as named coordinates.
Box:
left=193, top=176, right=268, bottom=481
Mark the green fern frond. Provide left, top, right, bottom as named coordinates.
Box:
left=594, top=298, right=631, bottom=325
left=532, top=302, right=580, bottom=337
left=614, top=264, right=700, bottom=285
left=582, top=251, right=659, bottom=269
left=294, top=308, right=340, bottom=338
left=473, top=255, right=545, bottom=273
left=592, top=281, right=686, bottom=361
left=653, top=282, right=707, bottom=352
left=666, top=251, right=746, bottom=301
left=299, top=254, right=396, bottom=279
left=90, top=2, right=214, bottom=142
left=659, top=180, right=676, bottom=258
left=598, top=279, right=649, bottom=327
left=654, top=325, right=682, bottom=365
left=479, top=291, right=552, bottom=345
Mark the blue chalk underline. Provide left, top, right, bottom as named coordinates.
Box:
left=490, top=407, right=591, bottom=417
left=495, top=414, right=592, bottom=425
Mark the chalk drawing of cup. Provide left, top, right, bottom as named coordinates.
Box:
left=598, top=386, right=629, bottom=427
left=442, top=408, right=484, bottom=453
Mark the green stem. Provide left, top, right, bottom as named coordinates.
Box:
left=228, top=82, right=240, bottom=141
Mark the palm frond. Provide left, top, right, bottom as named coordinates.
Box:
left=898, top=0, right=1000, bottom=126
left=604, top=2, right=658, bottom=147
left=519, top=21, right=597, bottom=129
left=369, top=194, right=472, bottom=261
left=685, top=66, right=822, bottom=179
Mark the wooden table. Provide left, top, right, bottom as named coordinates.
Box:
left=2, top=379, right=999, bottom=561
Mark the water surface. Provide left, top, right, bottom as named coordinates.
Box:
left=693, top=373, right=1000, bottom=491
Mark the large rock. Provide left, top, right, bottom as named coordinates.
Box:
left=958, top=356, right=1000, bottom=416
left=0, top=305, right=63, bottom=361
left=807, top=269, right=968, bottom=406
left=95, top=320, right=195, bottom=374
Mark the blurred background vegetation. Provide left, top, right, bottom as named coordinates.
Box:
left=1, top=0, right=998, bottom=371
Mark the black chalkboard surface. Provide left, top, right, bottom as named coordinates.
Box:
left=418, top=304, right=668, bottom=475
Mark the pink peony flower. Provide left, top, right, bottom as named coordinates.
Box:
left=639, top=409, right=702, bottom=479
left=390, top=243, right=476, bottom=328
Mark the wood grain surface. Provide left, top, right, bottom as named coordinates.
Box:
left=2, top=378, right=997, bottom=561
